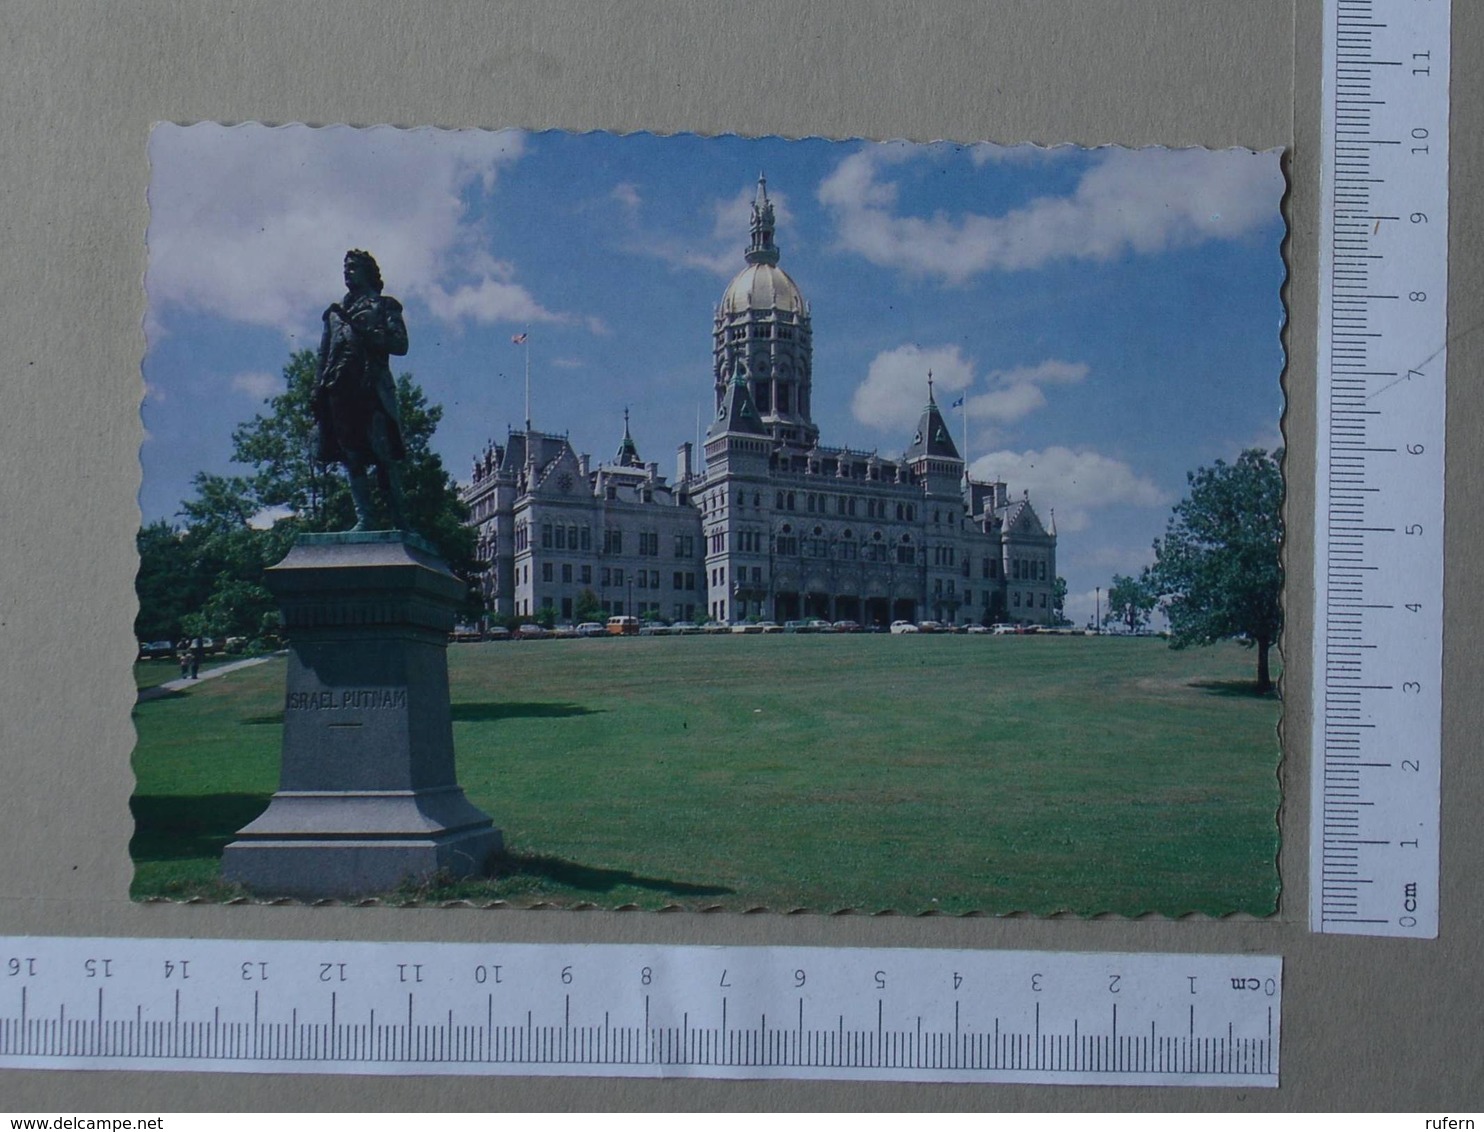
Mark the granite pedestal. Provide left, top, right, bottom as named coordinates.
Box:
left=222, top=531, right=501, bottom=898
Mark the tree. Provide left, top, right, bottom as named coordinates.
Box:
left=134, top=520, right=207, bottom=642
left=1103, top=570, right=1157, bottom=635
left=574, top=588, right=604, bottom=625
left=1051, top=576, right=1069, bottom=626
left=1152, top=448, right=1283, bottom=692
left=137, top=351, right=481, bottom=642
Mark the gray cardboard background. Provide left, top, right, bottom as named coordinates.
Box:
left=0, top=0, right=1478, bottom=1110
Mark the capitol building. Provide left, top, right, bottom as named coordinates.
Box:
left=463, top=177, right=1058, bottom=628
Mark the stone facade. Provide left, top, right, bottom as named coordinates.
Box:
left=463, top=177, right=1058, bottom=628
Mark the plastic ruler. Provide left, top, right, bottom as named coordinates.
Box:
left=0, top=938, right=1280, bottom=1087
left=1311, top=0, right=1450, bottom=937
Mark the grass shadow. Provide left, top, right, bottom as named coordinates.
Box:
left=1188, top=678, right=1279, bottom=699
left=130, top=793, right=270, bottom=863
left=239, top=701, right=604, bottom=726
left=451, top=701, right=604, bottom=723
left=135, top=687, right=191, bottom=706
left=490, top=850, right=734, bottom=897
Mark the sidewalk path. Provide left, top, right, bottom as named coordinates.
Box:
left=136, top=653, right=282, bottom=703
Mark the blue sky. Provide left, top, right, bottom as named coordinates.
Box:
left=143, top=125, right=1286, bottom=627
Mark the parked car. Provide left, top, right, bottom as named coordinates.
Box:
left=889, top=620, right=919, bottom=634
left=730, top=620, right=761, bottom=633
left=550, top=624, right=579, bottom=638
left=670, top=621, right=700, bottom=635
left=702, top=621, right=732, bottom=634
left=484, top=626, right=511, bottom=641
left=965, top=624, right=990, bottom=634
left=783, top=620, right=810, bottom=633
left=137, top=640, right=176, bottom=661
left=757, top=621, right=783, bottom=633
left=638, top=622, right=671, bottom=635
left=831, top=620, right=860, bottom=633
left=576, top=622, right=606, bottom=638
left=991, top=623, right=1018, bottom=635
left=805, top=619, right=834, bottom=633
left=606, top=615, right=640, bottom=636
left=917, top=620, right=944, bottom=633
left=515, top=623, right=550, bottom=639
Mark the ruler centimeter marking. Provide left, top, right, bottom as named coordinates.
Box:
left=0, top=939, right=1280, bottom=1087
left=1311, top=0, right=1450, bottom=937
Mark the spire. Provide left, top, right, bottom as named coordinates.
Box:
left=708, top=369, right=767, bottom=438
left=904, top=371, right=962, bottom=462
left=614, top=407, right=642, bottom=466
left=745, top=172, right=780, bottom=266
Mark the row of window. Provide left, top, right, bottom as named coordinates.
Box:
left=1011, top=558, right=1049, bottom=582
left=723, top=323, right=799, bottom=341
left=523, top=562, right=703, bottom=593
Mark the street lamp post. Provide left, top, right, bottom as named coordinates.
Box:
left=1095, top=586, right=1101, bottom=634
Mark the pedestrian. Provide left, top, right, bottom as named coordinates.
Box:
left=190, top=636, right=204, bottom=680
left=178, top=639, right=191, bottom=680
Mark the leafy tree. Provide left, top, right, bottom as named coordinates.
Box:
left=1051, top=576, right=1069, bottom=626
left=1103, top=570, right=1157, bottom=635
left=134, top=520, right=209, bottom=642
left=1152, top=448, right=1283, bottom=692
left=574, top=588, right=604, bottom=624
left=533, top=602, right=557, bottom=630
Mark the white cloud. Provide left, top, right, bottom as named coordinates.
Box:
left=146, top=123, right=567, bottom=334
left=966, top=384, right=1045, bottom=423
left=229, top=371, right=281, bottom=400
left=423, top=276, right=563, bottom=326
left=611, top=182, right=642, bottom=210
left=852, top=344, right=974, bottom=432
left=248, top=504, right=294, bottom=530
left=991, top=359, right=1089, bottom=387
left=819, top=145, right=1284, bottom=283
left=965, top=358, right=1090, bottom=424
left=968, top=446, right=1170, bottom=531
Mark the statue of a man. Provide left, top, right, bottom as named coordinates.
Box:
left=312, top=249, right=410, bottom=531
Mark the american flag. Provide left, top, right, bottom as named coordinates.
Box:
left=511, top=333, right=528, bottom=345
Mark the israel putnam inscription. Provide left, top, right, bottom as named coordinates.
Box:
left=286, top=689, right=409, bottom=711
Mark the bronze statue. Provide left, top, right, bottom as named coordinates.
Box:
left=313, top=249, right=410, bottom=531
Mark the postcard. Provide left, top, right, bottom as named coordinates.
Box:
left=135, top=125, right=1286, bottom=915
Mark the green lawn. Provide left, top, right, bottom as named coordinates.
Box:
left=134, top=658, right=233, bottom=689
left=130, top=634, right=1282, bottom=915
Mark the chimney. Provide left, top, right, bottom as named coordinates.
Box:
left=677, top=441, right=693, bottom=483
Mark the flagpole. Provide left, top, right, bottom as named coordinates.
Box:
left=523, top=326, right=531, bottom=431
left=961, top=400, right=968, bottom=478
